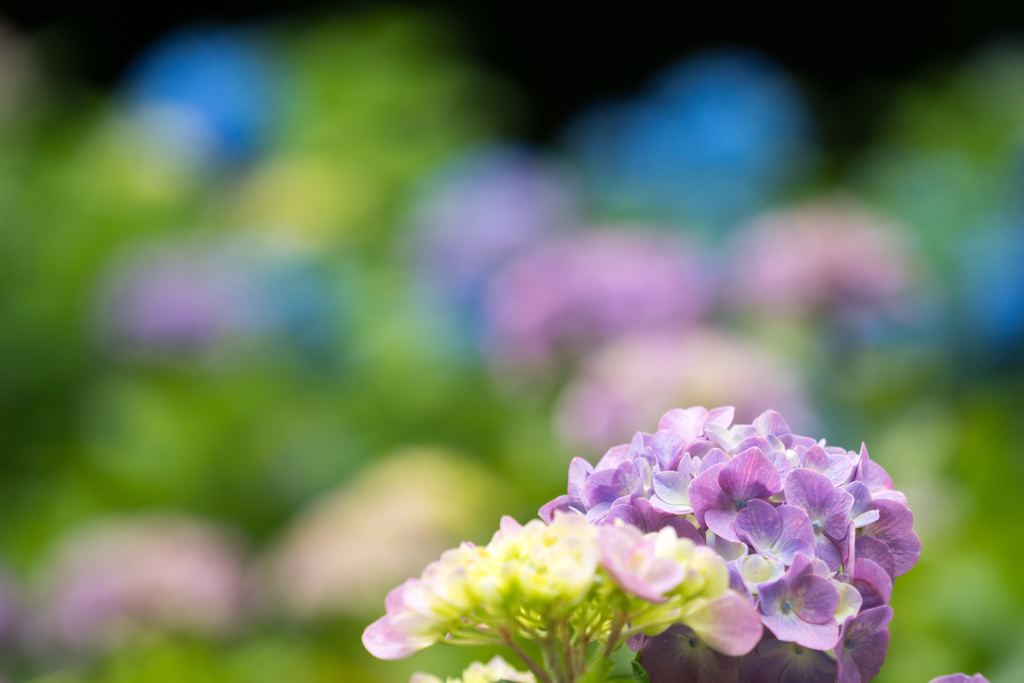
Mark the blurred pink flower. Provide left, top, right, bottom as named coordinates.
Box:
left=728, top=199, right=917, bottom=320
left=40, top=514, right=248, bottom=652
left=555, top=328, right=813, bottom=451
left=483, top=229, right=713, bottom=375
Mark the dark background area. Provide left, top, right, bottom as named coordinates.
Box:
left=6, top=0, right=1024, bottom=146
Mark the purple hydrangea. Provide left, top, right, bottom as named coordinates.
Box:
left=96, top=238, right=342, bottom=361
left=407, top=146, right=578, bottom=293
left=542, top=405, right=921, bottom=682
left=97, top=243, right=249, bottom=353
left=481, top=230, right=712, bottom=375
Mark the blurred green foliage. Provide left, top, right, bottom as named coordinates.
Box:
left=0, top=6, right=1022, bottom=683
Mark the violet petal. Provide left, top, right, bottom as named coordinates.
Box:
left=862, top=499, right=921, bottom=577
left=719, top=447, right=783, bottom=502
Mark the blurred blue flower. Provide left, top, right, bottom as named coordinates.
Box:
left=120, top=25, right=282, bottom=166
left=953, top=212, right=1024, bottom=358
left=564, top=48, right=817, bottom=234
left=405, top=144, right=580, bottom=357
left=252, top=256, right=345, bottom=362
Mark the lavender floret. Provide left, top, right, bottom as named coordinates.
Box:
left=834, top=605, right=893, bottom=683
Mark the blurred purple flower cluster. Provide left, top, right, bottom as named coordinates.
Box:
left=96, top=238, right=342, bottom=361
left=482, top=231, right=712, bottom=375
left=541, top=406, right=921, bottom=683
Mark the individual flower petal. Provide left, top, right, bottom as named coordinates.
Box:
left=784, top=469, right=854, bottom=540
left=736, top=500, right=815, bottom=565
left=853, top=535, right=896, bottom=579
left=688, top=463, right=730, bottom=529
left=696, top=448, right=731, bottom=472
left=928, top=675, right=990, bottom=683
left=784, top=468, right=854, bottom=572
left=582, top=460, right=642, bottom=508
left=853, top=444, right=907, bottom=505
left=606, top=496, right=704, bottom=543
left=832, top=580, right=863, bottom=625
left=745, top=638, right=837, bottom=683
left=538, top=495, right=585, bottom=523
left=757, top=555, right=840, bottom=650
left=598, top=524, right=685, bottom=602
left=682, top=590, right=764, bottom=656
left=835, top=605, right=893, bottom=683
left=567, top=457, right=595, bottom=499
left=658, top=406, right=708, bottom=440
left=845, top=481, right=881, bottom=528
left=595, top=443, right=633, bottom=471
left=734, top=553, right=785, bottom=590
left=799, top=444, right=856, bottom=487
left=362, top=580, right=440, bottom=660
left=707, top=530, right=748, bottom=562
left=639, top=623, right=740, bottom=683
left=753, top=410, right=792, bottom=439
left=720, top=447, right=783, bottom=502
left=695, top=449, right=782, bottom=542
left=363, top=613, right=436, bottom=660
left=850, top=558, right=893, bottom=610
left=652, top=470, right=694, bottom=513
left=643, top=430, right=689, bottom=470
left=861, top=499, right=921, bottom=577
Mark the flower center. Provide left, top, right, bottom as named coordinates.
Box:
left=781, top=600, right=792, bottom=613
left=735, top=500, right=748, bottom=510
left=845, top=639, right=856, bottom=650
left=688, top=638, right=698, bottom=648
left=812, top=520, right=822, bottom=532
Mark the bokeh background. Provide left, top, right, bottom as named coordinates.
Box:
left=1, top=2, right=1024, bottom=681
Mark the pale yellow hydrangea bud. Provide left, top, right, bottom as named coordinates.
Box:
left=473, top=514, right=598, bottom=617
left=410, top=655, right=537, bottom=683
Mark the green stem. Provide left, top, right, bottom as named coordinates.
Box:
left=561, top=619, right=576, bottom=680
left=540, top=629, right=568, bottom=683
left=603, top=612, right=628, bottom=661
left=501, top=631, right=553, bottom=683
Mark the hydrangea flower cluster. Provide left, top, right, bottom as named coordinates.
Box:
left=363, top=511, right=762, bottom=683
left=411, top=656, right=537, bottom=683
left=540, top=406, right=922, bottom=682
left=40, top=514, right=248, bottom=653
left=481, top=231, right=711, bottom=374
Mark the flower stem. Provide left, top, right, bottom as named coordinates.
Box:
left=603, top=612, right=628, bottom=661
left=540, top=628, right=568, bottom=683
left=501, top=630, right=553, bottom=683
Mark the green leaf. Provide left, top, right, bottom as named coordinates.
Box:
left=577, top=658, right=614, bottom=683
left=630, top=660, right=651, bottom=683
